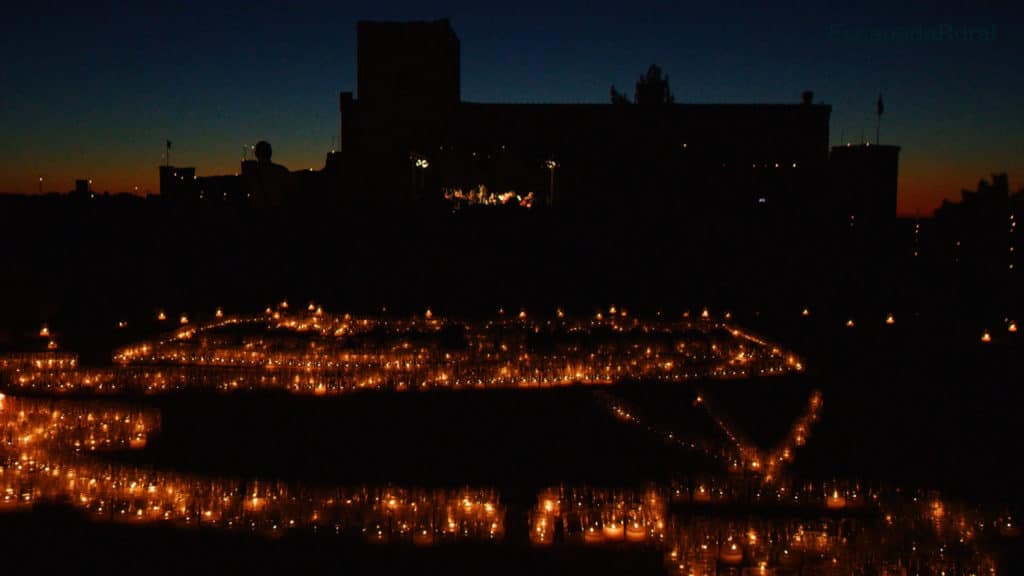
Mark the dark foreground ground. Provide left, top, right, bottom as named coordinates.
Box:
left=0, top=504, right=667, bottom=575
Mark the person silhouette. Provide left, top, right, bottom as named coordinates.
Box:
left=247, top=140, right=293, bottom=209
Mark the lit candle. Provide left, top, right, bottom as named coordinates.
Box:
left=583, top=525, right=604, bottom=544
left=779, top=548, right=801, bottom=568
left=625, top=521, right=647, bottom=542
left=413, top=527, right=434, bottom=546
left=602, top=521, right=623, bottom=539
left=530, top=517, right=554, bottom=545
left=826, top=490, right=846, bottom=509
left=719, top=541, right=743, bottom=564
left=694, top=485, right=711, bottom=503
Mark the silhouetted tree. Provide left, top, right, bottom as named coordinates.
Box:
left=609, top=85, right=631, bottom=104
left=634, top=64, right=673, bottom=105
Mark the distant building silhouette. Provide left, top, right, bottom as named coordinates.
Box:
left=195, top=174, right=243, bottom=203
left=157, top=143, right=308, bottom=206
left=829, top=144, right=900, bottom=228
left=242, top=141, right=293, bottom=209
left=159, top=166, right=196, bottom=200
left=335, top=18, right=833, bottom=224
left=827, top=144, right=902, bottom=295
left=151, top=17, right=903, bottom=248
left=145, top=17, right=905, bottom=282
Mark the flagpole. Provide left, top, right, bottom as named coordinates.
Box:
left=875, top=94, right=883, bottom=145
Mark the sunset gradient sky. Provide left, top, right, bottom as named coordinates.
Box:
left=1, top=1, right=1020, bottom=215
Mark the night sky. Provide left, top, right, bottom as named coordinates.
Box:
left=2, top=1, right=1020, bottom=214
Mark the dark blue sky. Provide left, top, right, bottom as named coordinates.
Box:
left=2, top=0, right=1020, bottom=213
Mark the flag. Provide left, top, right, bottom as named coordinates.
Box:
left=876, top=94, right=884, bottom=116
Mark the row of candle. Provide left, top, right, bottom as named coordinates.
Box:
left=0, top=392, right=1012, bottom=572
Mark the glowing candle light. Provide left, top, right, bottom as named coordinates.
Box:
left=157, top=311, right=166, bottom=321
left=720, top=541, right=743, bottom=564
left=413, top=527, right=434, bottom=546
left=39, top=325, right=50, bottom=337
left=530, top=516, right=554, bottom=545
left=625, top=521, right=647, bottom=542
left=981, top=331, right=992, bottom=343
left=826, top=490, right=847, bottom=509
left=694, top=485, right=711, bottom=503
left=603, top=521, right=624, bottom=539
left=885, top=313, right=895, bottom=325
left=779, top=548, right=800, bottom=568
left=583, top=524, right=604, bottom=544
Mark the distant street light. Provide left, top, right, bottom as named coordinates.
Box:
left=545, top=159, right=558, bottom=206
left=38, top=176, right=43, bottom=194
left=410, top=153, right=429, bottom=198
